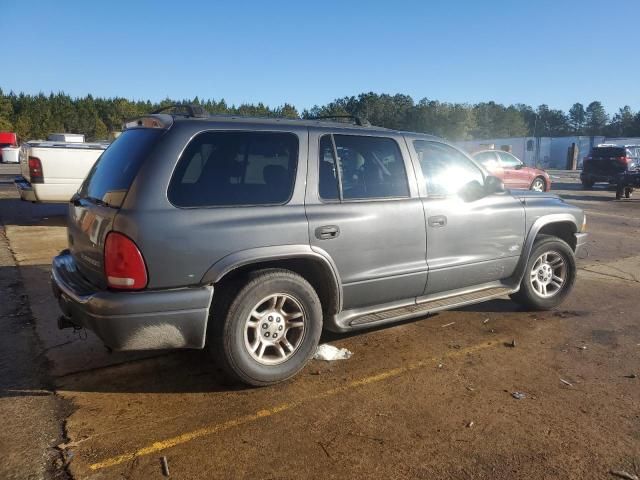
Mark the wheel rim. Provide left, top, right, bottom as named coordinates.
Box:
left=243, top=293, right=306, bottom=365
left=529, top=251, right=566, bottom=298
left=532, top=179, right=545, bottom=192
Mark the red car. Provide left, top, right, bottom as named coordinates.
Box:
left=472, top=149, right=551, bottom=192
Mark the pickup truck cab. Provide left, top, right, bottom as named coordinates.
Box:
left=51, top=106, right=587, bottom=386
left=14, top=140, right=108, bottom=203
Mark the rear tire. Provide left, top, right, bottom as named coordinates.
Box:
left=625, top=187, right=632, bottom=199
left=616, top=185, right=624, bottom=200
left=209, top=269, right=322, bottom=386
left=581, top=179, right=594, bottom=189
left=510, top=236, right=576, bottom=311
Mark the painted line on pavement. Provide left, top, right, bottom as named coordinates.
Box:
left=89, top=339, right=503, bottom=471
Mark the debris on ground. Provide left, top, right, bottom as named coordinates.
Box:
left=506, top=339, right=516, bottom=348
left=483, top=318, right=489, bottom=324
left=578, top=345, right=587, bottom=350
left=160, top=456, right=170, bottom=477
left=560, top=378, right=573, bottom=387
left=441, top=322, right=455, bottom=328
left=466, top=386, right=475, bottom=392
left=609, top=470, right=639, bottom=480
left=511, top=392, right=526, bottom=400
left=466, top=421, right=474, bottom=428
left=623, top=374, right=636, bottom=379
left=314, top=344, right=353, bottom=361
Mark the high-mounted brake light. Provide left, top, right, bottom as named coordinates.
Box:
left=124, top=116, right=170, bottom=130
left=104, top=232, right=148, bottom=290
left=28, top=156, right=44, bottom=183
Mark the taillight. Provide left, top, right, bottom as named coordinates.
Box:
left=104, top=232, right=148, bottom=290
left=616, top=156, right=631, bottom=166
left=28, top=156, right=43, bottom=183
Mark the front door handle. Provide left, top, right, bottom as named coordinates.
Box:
left=315, top=225, right=340, bottom=240
left=428, top=215, right=447, bottom=228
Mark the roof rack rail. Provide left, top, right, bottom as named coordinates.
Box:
left=151, top=104, right=209, bottom=118
left=308, top=115, right=371, bottom=127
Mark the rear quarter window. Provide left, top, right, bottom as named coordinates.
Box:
left=168, top=131, right=298, bottom=207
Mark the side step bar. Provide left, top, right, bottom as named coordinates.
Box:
left=347, top=286, right=514, bottom=328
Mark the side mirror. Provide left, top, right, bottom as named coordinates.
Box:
left=484, top=175, right=505, bottom=194
left=514, top=163, right=524, bottom=170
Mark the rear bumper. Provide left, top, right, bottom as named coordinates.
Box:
left=51, top=250, right=214, bottom=350
left=580, top=172, right=618, bottom=184
left=574, top=232, right=588, bottom=257
left=14, top=176, right=38, bottom=202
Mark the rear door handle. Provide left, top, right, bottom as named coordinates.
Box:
left=315, top=225, right=340, bottom=240
left=428, top=215, right=447, bottom=228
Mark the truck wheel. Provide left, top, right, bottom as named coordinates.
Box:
left=530, top=177, right=546, bottom=192
left=510, top=236, right=576, bottom=311
left=209, top=269, right=322, bottom=386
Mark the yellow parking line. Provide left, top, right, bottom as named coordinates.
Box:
left=89, top=339, right=502, bottom=471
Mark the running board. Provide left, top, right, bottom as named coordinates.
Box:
left=346, top=286, right=514, bottom=328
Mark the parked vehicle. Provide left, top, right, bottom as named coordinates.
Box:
left=471, top=149, right=551, bottom=192
left=51, top=106, right=587, bottom=386
left=14, top=140, right=108, bottom=203
left=47, top=133, right=85, bottom=143
left=0, top=132, right=18, bottom=163
left=1, top=146, right=20, bottom=164
left=580, top=144, right=640, bottom=188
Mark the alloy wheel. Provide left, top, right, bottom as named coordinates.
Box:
left=243, top=293, right=306, bottom=365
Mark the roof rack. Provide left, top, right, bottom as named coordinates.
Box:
left=151, top=104, right=209, bottom=118
left=308, top=115, right=371, bottom=127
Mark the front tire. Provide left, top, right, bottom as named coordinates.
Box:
left=530, top=177, right=546, bottom=192
left=510, top=236, right=576, bottom=311
left=209, top=269, right=323, bottom=386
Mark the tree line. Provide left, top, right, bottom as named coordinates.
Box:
left=1, top=89, right=639, bottom=142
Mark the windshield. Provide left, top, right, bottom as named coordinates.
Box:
left=79, top=129, right=164, bottom=207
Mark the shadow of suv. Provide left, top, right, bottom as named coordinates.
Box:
left=51, top=105, right=587, bottom=386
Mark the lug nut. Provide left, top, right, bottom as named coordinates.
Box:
left=268, top=316, right=273, bottom=322
left=264, top=332, right=270, bottom=338
left=273, top=333, right=278, bottom=338
left=278, top=325, right=283, bottom=331
left=262, top=323, right=268, bottom=329
left=276, top=317, right=281, bottom=323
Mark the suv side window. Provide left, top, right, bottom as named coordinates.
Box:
left=413, top=140, right=484, bottom=196
left=497, top=151, right=521, bottom=168
left=168, top=131, right=298, bottom=207
left=319, top=134, right=409, bottom=201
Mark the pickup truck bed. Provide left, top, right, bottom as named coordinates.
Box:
left=15, top=141, right=108, bottom=203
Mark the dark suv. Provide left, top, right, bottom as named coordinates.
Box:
left=51, top=107, right=587, bottom=386
left=581, top=144, right=640, bottom=188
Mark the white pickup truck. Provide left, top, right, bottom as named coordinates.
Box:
left=14, top=140, right=108, bottom=203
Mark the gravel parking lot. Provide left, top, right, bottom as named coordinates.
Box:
left=0, top=170, right=638, bottom=479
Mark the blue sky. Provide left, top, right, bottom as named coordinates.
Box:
left=2, top=0, right=638, bottom=113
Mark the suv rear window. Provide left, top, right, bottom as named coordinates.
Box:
left=591, top=147, right=626, bottom=158
left=80, top=128, right=164, bottom=207
left=168, top=131, right=298, bottom=207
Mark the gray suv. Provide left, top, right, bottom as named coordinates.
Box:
left=51, top=107, right=587, bottom=386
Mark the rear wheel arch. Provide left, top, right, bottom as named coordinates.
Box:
left=204, top=248, right=341, bottom=319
